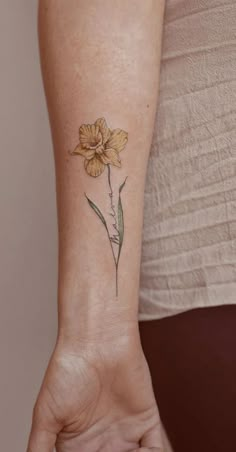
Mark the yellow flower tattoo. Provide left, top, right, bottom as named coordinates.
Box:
left=71, top=117, right=128, bottom=177
left=71, top=117, right=128, bottom=296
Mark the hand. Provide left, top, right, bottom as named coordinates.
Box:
left=27, top=327, right=163, bottom=451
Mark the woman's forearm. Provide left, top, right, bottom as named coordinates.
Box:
left=38, top=0, right=165, bottom=341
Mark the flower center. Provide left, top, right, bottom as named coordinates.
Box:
left=95, top=144, right=104, bottom=155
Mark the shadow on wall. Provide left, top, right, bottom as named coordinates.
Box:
left=0, top=1, right=57, bottom=450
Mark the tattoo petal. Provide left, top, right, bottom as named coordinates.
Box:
left=79, top=124, right=101, bottom=149
left=95, top=118, right=111, bottom=144
left=100, top=149, right=121, bottom=167
left=72, top=144, right=95, bottom=159
left=106, top=129, right=128, bottom=153
left=84, top=156, right=105, bottom=177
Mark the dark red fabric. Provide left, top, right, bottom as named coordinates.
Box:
left=139, top=306, right=236, bottom=452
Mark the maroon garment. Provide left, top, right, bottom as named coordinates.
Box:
left=140, top=305, right=236, bottom=451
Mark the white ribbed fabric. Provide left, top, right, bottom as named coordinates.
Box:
left=139, top=0, right=236, bottom=320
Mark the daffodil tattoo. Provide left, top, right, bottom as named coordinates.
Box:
left=71, top=118, right=128, bottom=296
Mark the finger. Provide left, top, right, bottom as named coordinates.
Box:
left=27, top=422, right=57, bottom=452
left=140, top=423, right=164, bottom=451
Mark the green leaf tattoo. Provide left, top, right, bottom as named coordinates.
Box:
left=85, top=195, right=107, bottom=227
left=117, top=178, right=127, bottom=264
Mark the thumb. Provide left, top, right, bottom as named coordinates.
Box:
left=27, top=422, right=57, bottom=452
left=27, top=406, right=59, bottom=452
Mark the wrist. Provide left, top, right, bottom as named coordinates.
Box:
left=58, top=314, right=139, bottom=345
left=57, top=297, right=139, bottom=345
left=55, top=319, right=142, bottom=372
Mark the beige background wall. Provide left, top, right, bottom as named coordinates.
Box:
left=0, top=1, right=58, bottom=450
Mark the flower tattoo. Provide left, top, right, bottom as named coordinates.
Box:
left=72, top=117, right=128, bottom=177
left=71, top=118, right=128, bottom=296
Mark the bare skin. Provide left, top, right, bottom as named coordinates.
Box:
left=27, top=1, right=165, bottom=450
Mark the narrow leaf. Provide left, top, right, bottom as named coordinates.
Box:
left=117, top=178, right=127, bottom=262
left=119, top=177, right=127, bottom=194
left=85, top=194, right=107, bottom=227
left=118, top=198, right=124, bottom=250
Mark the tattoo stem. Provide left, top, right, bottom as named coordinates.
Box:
left=105, top=224, right=117, bottom=264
